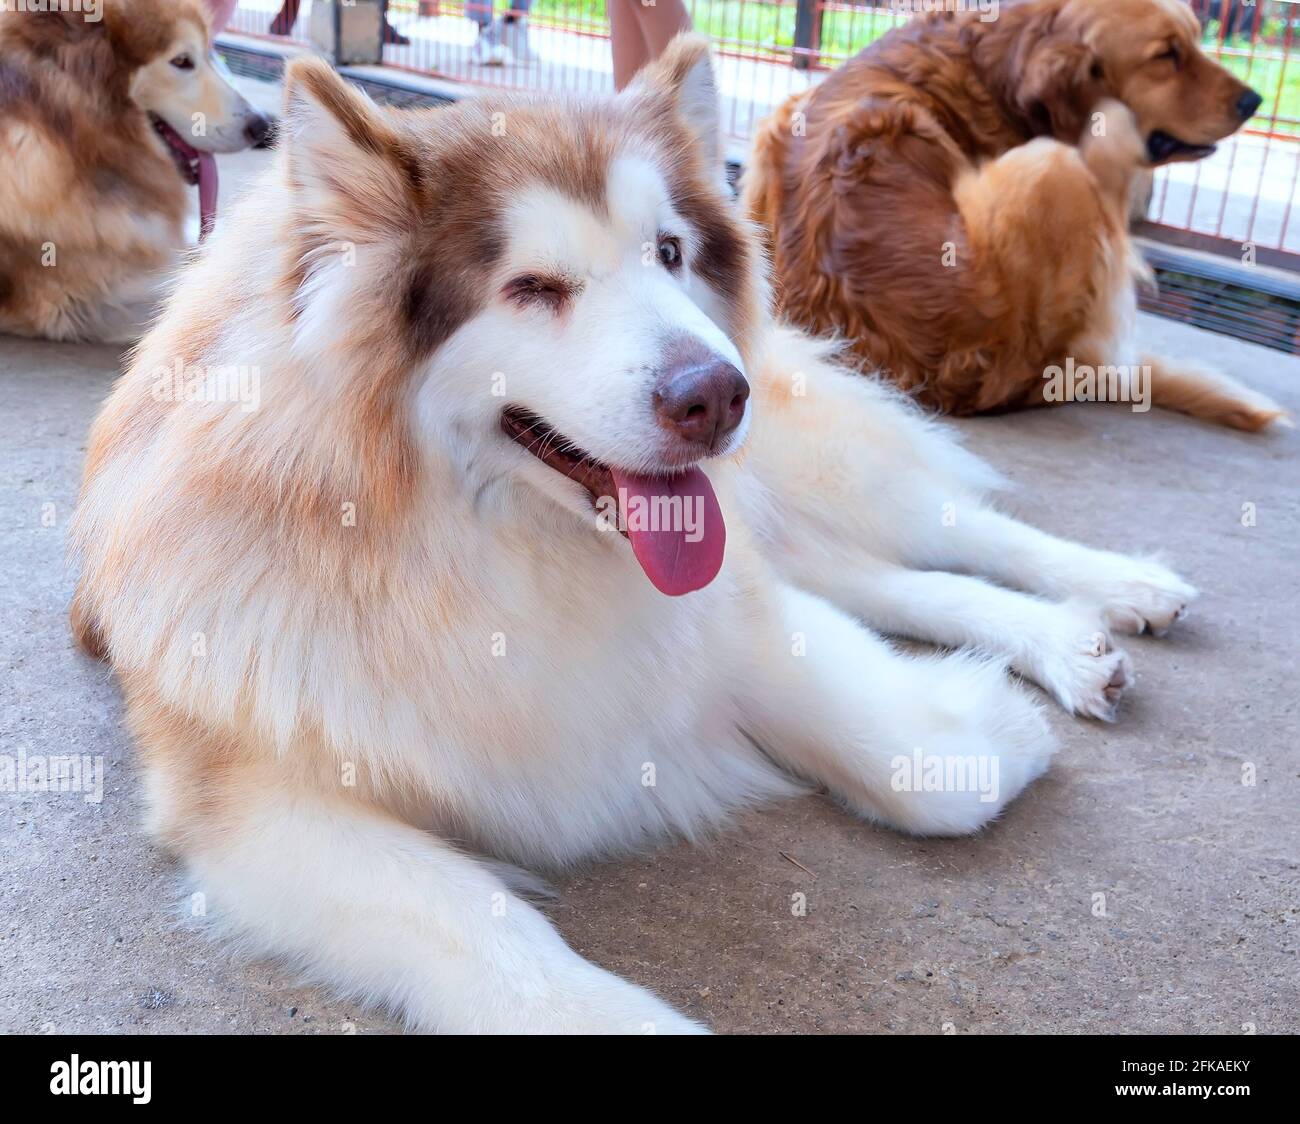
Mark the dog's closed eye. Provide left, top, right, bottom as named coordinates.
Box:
left=1150, top=42, right=1180, bottom=67
left=502, top=273, right=581, bottom=312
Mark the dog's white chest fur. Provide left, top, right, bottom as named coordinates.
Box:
left=357, top=497, right=796, bottom=867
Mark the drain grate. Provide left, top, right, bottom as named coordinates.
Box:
left=1138, top=243, right=1300, bottom=356
left=218, top=40, right=455, bottom=108
left=218, top=43, right=286, bottom=83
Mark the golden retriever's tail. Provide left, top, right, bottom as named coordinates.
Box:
left=739, top=90, right=808, bottom=240
left=1144, top=354, right=1290, bottom=432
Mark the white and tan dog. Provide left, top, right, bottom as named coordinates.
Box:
left=70, top=37, right=1195, bottom=1033
left=0, top=0, right=270, bottom=341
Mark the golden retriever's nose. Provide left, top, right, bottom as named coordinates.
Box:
left=1237, top=89, right=1263, bottom=121
left=653, top=338, right=749, bottom=452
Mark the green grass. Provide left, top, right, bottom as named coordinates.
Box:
left=1218, top=51, right=1300, bottom=135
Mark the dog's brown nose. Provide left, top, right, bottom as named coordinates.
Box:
left=653, top=338, right=749, bottom=452
left=1237, top=89, right=1263, bottom=121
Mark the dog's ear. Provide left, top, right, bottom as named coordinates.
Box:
left=626, top=33, right=721, bottom=166
left=282, top=56, right=427, bottom=241
left=1014, top=18, right=1105, bottom=140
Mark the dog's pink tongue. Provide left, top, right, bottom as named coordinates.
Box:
left=197, top=153, right=218, bottom=240
left=610, top=466, right=725, bottom=597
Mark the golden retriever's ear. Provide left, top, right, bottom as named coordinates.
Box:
left=282, top=56, right=428, bottom=240
left=625, top=33, right=720, bottom=166
left=1012, top=19, right=1105, bottom=140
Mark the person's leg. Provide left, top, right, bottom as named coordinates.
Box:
left=270, top=1, right=410, bottom=50
left=205, top=0, right=238, bottom=32
left=631, top=0, right=691, bottom=62
left=380, top=0, right=412, bottom=45
left=269, top=0, right=300, bottom=36
left=613, top=0, right=696, bottom=89
left=611, top=0, right=693, bottom=90
left=467, top=0, right=494, bottom=33
left=470, top=0, right=507, bottom=64
left=609, top=0, right=652, bottom=90
left=499, top=0, right=536, bottom=62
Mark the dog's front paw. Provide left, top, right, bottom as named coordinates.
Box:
left=1078, top=558, right=1197, bottom=637
left=869, top=655, right=1057, bottom=837
left=1032, top=618, right=1132, bottom=721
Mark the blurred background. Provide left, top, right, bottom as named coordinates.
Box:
left=213, top=1, right=1300, bottom=352
left=225, top=1, right=1300, bottom=262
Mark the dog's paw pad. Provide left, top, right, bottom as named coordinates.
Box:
left=1036, top=626, right=1133, bottom=721
left=1081, top=562, right=1198, bottom=638
left=1082, top=647, right=1132, bottom=722
left=1141, top=601, right=1189, bottom=638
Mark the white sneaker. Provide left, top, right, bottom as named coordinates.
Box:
left=500, top=18, right=536, bottom=64
left=471, top=21, right=514, bottom=67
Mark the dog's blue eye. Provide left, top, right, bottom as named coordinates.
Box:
left=170, top=54, right=195, bottom=71
left=657, top=235, right=682, bottom=271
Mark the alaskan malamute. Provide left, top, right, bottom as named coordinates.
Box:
left=70, top=37, right=1194, bottom=1032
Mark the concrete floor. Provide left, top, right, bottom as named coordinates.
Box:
left=2, top=88, right=1298, bottom=1034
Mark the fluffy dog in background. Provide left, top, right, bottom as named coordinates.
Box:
left=743, top=0, right=1286, bottom=431
left=71, top=38, right=1196, bottom=1033
left=0, top=0, right=270, bottom=342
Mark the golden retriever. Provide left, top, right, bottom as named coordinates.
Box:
left=742, top=0, right=1286, bottom=431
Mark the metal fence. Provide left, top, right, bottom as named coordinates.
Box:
left=227, top=0, right=1300, bottom=263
